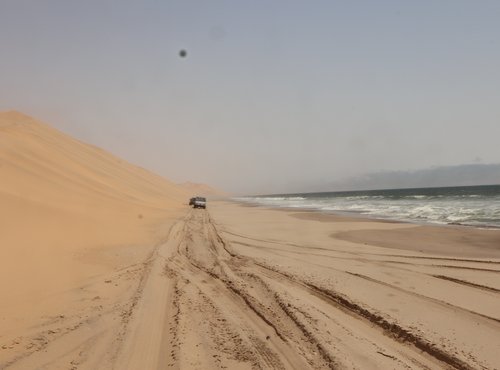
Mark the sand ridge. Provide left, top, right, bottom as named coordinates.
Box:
left=0, top=111, right=190, bottom=367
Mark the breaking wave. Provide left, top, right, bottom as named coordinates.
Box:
left=234, top=185, right=500, bottom=228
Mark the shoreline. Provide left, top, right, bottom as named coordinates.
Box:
left=230, top=198, right=500, bottom=230
left=228, top=199, right=500, bottom=259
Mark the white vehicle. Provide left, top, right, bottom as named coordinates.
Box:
left=192, top=197, right=206, bottom=209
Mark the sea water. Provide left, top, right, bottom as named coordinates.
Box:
left=235, top=185, right=500, bottom=228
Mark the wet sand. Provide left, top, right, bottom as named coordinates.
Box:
left=290, top=209, right=500, bottom=258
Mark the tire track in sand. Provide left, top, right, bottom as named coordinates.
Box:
left=160, top=210, right=464, bottom=369
left=163, top=210, right=332, bottom=369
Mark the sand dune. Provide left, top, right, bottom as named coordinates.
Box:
left=0, top=111, right=190, bottom=367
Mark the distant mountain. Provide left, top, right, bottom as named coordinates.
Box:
left=328, top=164, right=500, bottom=192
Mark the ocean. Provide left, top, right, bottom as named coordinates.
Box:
left=235, top=184, right=500, bottom=228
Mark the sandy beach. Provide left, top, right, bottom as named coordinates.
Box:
left=160, top=202, right=500, bottom=370
left=2, top=112, right=500, bottom=369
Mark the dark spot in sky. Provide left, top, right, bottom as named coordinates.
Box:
left=179, top=49, right=187, bottom=58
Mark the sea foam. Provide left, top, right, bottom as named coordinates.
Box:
left=235, top=185, right=500, bottom=228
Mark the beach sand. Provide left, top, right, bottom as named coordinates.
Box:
left=2, top=112, right=499, bottom=369
left=112, top=201, right=500, bottom=369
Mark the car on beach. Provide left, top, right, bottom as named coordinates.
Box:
left=192, top=197, right=206, bottom=209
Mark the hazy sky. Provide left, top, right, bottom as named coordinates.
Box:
left=1, top=1, right=499, bottom=194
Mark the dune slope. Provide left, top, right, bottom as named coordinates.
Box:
left=0, top=111, right=189, bottom=367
